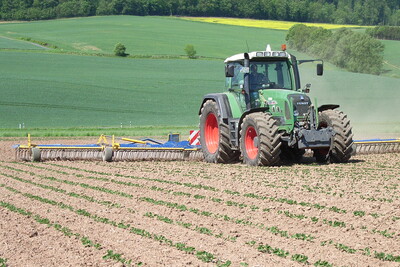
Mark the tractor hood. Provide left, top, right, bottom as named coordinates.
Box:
left=254, top=89, right=312, bottom=121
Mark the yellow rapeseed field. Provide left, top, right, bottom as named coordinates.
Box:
left=181, top=17, right=362, bottom=30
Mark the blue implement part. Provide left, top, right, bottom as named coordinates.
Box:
left=353, top=138, right=400, bottom=154
left=119, top=140, right=200, bottom=149
left=354, top=138, right=400, bottom=143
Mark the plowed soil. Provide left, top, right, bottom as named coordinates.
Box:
left=0, top=138, right=399, bottom=266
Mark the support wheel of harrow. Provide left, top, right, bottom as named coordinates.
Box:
left=199, top=100, right=239, bottom=163
left=31, top=147, right=41, bottom=162
left=103, top=147, right=113, bottom=162
left=313, top=109, right=354, bottom=163
left=240, top=112, right=281, bottom=166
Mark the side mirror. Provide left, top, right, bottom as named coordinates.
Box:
left=317, top=63, right=323, bottom=76
left=225, top=65, right=235, bottom=77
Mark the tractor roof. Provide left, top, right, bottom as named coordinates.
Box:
left=224, top=44, right=290, bottom=63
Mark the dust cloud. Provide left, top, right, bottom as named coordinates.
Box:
left=300, top=65, right=400, bottom=139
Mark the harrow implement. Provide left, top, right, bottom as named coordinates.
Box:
left=353, top=138, right=400, bottom=154
left=14, top=134, right=203, bottom=162
left=14, top=135, right=400, bottom=162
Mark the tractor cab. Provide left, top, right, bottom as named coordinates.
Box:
left=225, top=46, right=294, bottom=89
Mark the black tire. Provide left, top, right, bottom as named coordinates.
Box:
left=199, top=100, right=239, bottom=163
left=240, top=112, right=281, bottom=166
left=314, top=109, right=354, bottom=163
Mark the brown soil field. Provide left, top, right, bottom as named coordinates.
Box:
left=0, top=138, right=399, bottom=266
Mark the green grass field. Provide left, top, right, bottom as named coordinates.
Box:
left=0, top=16, right=287, bottom=58
left=0, top=36, right=46, bottom=50
left=381, top=40, right=400, bottom=78
left=0, top=16, right=399, bottom=138
left=0, top=51, right=221, bottom=127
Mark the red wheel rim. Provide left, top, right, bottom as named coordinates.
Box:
left=245, top=126, right=258, bottom=160
left=205, top=113, right=219, bottom=154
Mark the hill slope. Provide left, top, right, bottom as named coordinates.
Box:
left=0, top=16, right=399, bottom=138
left=0, top=16, right=287, bottom=58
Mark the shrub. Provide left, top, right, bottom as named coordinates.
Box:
left=184, top=44, right=197, bottom=59
left=366, top=26, right=400, bottom=41
left=114, top=43, right=127, bottom=57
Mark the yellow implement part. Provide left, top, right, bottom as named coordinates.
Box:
left=121, top=137, right=146, bottom=144
left=354, top=139, right=400, bottom=144
left=27, top=134, right=36, bottom=148
left=18, top=146, right=104, bottom=150
left=116, top=147, right=199, bottom=151
left=97, top=134, right=109, bottom=145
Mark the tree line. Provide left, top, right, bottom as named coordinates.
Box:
left=366, top=26, right=400, bottom=40
left=0, top=0, right=399, bottom=26
left=286, top=24, right=385, bottom=75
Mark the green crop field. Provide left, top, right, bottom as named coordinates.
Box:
left=0, top=16, right=287, bottom=58
left=0, top=51, right=220, bottom=127
left=0, top=16, right=399, bottom=138
left=382, top=39, right=400, bottom=78
left=0, top=36, right=46, bottom=50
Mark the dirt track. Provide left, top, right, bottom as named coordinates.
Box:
left=0, top=138, right=399, bottom=266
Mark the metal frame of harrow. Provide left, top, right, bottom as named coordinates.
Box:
left=15, top=134, right=202, bottom=162
left=353, top=139, right=400, bottom=154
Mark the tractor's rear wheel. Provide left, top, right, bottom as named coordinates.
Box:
left=240, top=112, right=281, bottom=166
left=314, top=109, right=354, bottom=163
left=199, top=100, right=239, bottom=163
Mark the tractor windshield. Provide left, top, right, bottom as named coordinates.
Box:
left=249, top=60, right=293, bottom=91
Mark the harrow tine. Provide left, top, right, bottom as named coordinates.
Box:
left=355, top=139, right=400, bottom=155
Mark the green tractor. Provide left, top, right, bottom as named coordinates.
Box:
left=199, top=45, right=353, bottom=166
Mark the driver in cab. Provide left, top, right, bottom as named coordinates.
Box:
left=250, top=64, right=268, bottom=91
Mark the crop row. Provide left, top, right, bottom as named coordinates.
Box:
left=139, top=196, right=316, bottom=241
left=0, top=183, right=325, bottom=266
left=0, top=169, right=239, bottom=244
left=0, top=169, right=316, bottom=243
left=144, top=212, right=238, bottom=242
left=0, top=198, right=140, bottom=266
left=0, top=169, right=333, bottom=264
left=246, top=240, right=330, bottom=266
left=0, top=258, right=6, bottom=267
left=116, top=158, right=399, bottom=195
left=0, top=183, right=232, bottom=266
left=1, top=164, right=253, bottom=244
left=34, top=162, right=392, bottom=221
left=139, top=196, right=400, bottom=263
left=320, top=239, right=400, bottom=262
left=0, top=165, right=354, bottom=237
left=2, top=164, right=398, bottom=265
left=143, top=211, right=333, bottom=266
left=2, top=163, right=397, bottom=241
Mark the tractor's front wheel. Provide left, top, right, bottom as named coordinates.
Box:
left=199, top=100, right=239, bottom=163
left=240, top=112, right=281, bottom=166
left=313, top=109, right=354, bottom=163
